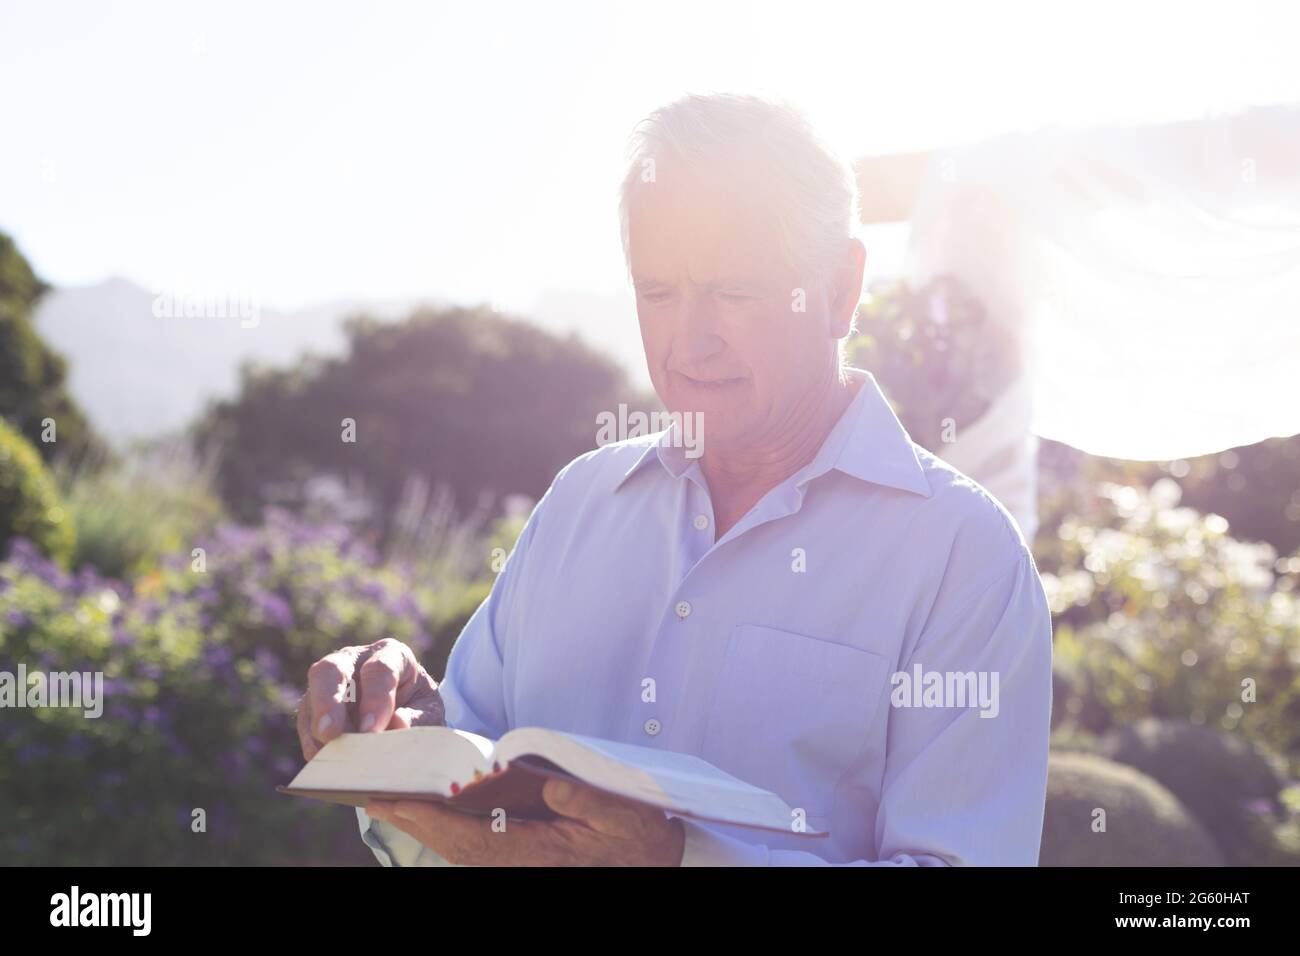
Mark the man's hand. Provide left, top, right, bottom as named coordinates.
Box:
left=296, top=638, right=445, bottom=760
left=366, top=778, right=686, bottom=866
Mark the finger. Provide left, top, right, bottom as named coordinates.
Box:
left=307, top=645, right=365, bottom=742
left=541, top=778, right=651, bottom=836
left=414, top=688, right=446, bottom=726
left=356, top=639, right=429, bottom=732
left=385, top=705, right=425, bottom=730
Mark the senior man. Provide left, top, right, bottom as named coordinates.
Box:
left=297, top=93, right=1053, bottom=866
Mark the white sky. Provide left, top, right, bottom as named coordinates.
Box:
left=2, top=0, right=1298, bottom=313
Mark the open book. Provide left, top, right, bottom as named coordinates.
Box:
left=280, top=726, right=825, bottom=837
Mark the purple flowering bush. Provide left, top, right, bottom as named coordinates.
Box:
left=0, top=509, right=491, bottom=865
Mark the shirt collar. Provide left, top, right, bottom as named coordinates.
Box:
left=614, top=369, right=932, bottom=498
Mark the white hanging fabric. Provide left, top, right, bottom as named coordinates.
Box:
left=938, top=377, right=1040, bottom=543
left=906, top=103, right=1300, bottom=470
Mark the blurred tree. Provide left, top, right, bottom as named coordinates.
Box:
left=0, top=231, right=101, bottom=466
left=1037, top=435, right=1300, bottom=557
left=196, top=306, right=651, bottom=544
left=1177, top=438, right=1300, bottom=556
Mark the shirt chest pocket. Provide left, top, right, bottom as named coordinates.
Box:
left=700, top=624, right=892, bottom=825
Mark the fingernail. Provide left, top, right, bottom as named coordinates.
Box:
left=551, top=780, right=573, bottom=802
left=317, top=714, right=334, bottom=735
left=360, top=712, right=376, bottom=732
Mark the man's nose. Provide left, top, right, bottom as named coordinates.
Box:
left=672, top=293, right=726, bottom=364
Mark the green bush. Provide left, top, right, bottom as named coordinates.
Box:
left=408, top=513, right=522, bottom=679
left=0, top=419, right=75, bottom=565
left=1039, top=479, right=1300, bottom=776
left=59, top=442, right=225, bottom=580
left=1040, top=751, right=1223, bottom=866
left=427, top=578, right=492, bottom=680
left=384, top=481, right=526, bottom=679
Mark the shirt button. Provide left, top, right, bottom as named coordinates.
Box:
left=692, top=514, right=709, bottom=531
left=643, top=718, right=661, bottom=736
left=675, top=600, right=692, bottom=619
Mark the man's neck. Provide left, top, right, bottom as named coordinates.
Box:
left=701, top=368, right=863, bottom=539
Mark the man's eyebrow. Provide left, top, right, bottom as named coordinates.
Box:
left=631, top=276, right=670, bottom=289
left=707, top=277, right=769, bottom=292
left=632, top=275, right=767, bottom=292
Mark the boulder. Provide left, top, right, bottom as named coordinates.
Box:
left=1040, top=750, right=1223, bottom=866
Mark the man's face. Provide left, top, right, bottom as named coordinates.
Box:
left=627, top=156, right=843, bottom=452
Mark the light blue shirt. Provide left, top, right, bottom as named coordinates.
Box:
left=358, top=370, right=1053, bottom=865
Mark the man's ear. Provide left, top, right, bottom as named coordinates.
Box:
left=827, top=238, right=867, bottom=339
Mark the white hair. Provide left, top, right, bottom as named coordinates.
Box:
left=618, top=93, right=861, bottom=284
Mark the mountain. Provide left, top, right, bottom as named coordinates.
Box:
left=28, top=278, right=440, bottom=444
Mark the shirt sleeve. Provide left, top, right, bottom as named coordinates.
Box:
left=675, top=549, right=1053, bottom=867
left=357, top=807, right=462, bottom=867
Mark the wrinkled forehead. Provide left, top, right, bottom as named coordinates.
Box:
left=625, top=152, right=793, bottom=284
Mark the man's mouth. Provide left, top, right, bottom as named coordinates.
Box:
left=674, top=370, right=747, bottom=391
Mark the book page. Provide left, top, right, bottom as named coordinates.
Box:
left=287, top=727, right=492, bottom=796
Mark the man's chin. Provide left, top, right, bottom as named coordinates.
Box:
left=676, top=409, right=748, bottom=456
